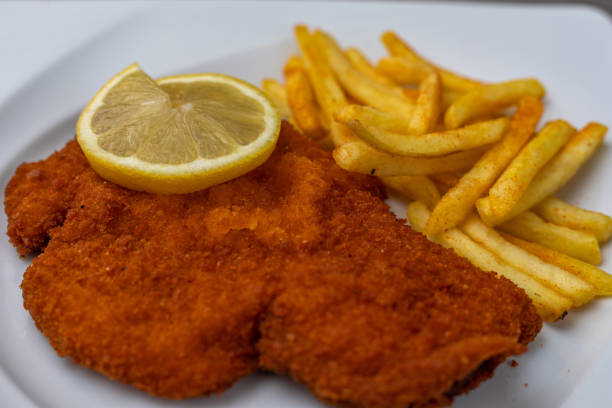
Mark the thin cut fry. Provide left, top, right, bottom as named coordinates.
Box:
left=461, top=215, right=595, bottom=306
left=284, top=56, right=327, bottom=139
left=430, top=173, right=460, bottom=193
left=501, top=232, right=612, bottom=296
left=379, top=175, right=440, bottom=209
left=343, top=117, right=508, bottom=156
left=481, top=120, right=575, bottom=219
left=534, top=197, right=612, bottom=243
left=498, top=211, right=601, bottom=265
left=261, top=79, right=292, bottom=120
left=407, top=201, right=570, bottom=321
left=328, top=120, right=359, bottom=147
left=345, top=48, right=397, bottom=87
left=294, top=25, right=347, bottom=122
left=444, top=79, right=545, bottom=129
left=334, top=104, right=412, bottom=133
left=381, top=31, right=483, bottom=92
left=314, top=30, right=414, bottom=118
left=332, top=141, right=485, bottom=176
left=409, top=71, right=441, bottom=135
left=425, top=97, right=542, bottom=236
left=479, top=123, right=608, bottom=225
left=376, top=56, right=433, bottom=85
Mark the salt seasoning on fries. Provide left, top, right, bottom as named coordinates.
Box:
left=273, top=24, right=612, bottom=321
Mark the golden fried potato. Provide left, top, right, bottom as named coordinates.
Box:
left=314, top=30, right=415, bottom=118
left=342, top=117, right=508, bottom=156
left=332, top=141, right=486, bottom=176
left=407, top=201, right=570, bottom=321
left=461, top=215, right=595, bottom=306
left=477, top=120, right=575, bottom=220
left=498, top=212, right=601, bottom=265
left=379, top=175, right=440, bottom=209
left=294, top=25, right=348, bottom=122
left=334, top=104, right=412, bottom=133
left=534, top=197, right=612, bottom=243
left=345, top=47, right=397, bottom=87
left=481, top=123, right=608, bottom=225
left=284, top=56, right=327, bottom=139
left=501, top=232, right=612, bottom=296
left=409, top=71, right=441, bottom=135
left=430, top=173, right=461, bottom=193
left=381, top=31, right=483, bottom=92
left=376, top=56, right=433, bottom=85
left=444, top=79, right=545, bottom=129
left=261, top=79, right=292, bottom=120
left=425, top=97, right=542, bottom=236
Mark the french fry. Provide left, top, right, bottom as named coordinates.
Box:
left=479, top=123, right=608, bottom=225
left=478, top=120, right=575, bottom=220
left=461, top=215, right=595, bottom=306
left=294, top=25, right=348, bottom=122
left=430, top=173, right=461, bottom=193
left=261, top=79, right=292, bottom=120
left=376, top=56, right=433, bottom=85
left=342, top=117, right=508, bottom=156
left=501, top=232, right=612, bottom=296
left=377, top=57, right=464, bottom=111
left=313, top=30, right=415, bottom=118
left=409, top=71, right=441, bottom=135
left=407, top=201, right=571, bottom=321
left=381, top=31, right=483, bottom=92
left=334, top=104, right=412, bottom=133
left=498, top=211, right=601, bottom=265
left=444, top=79, right=545, bottom=129
left=345, top=48, right=397, bottom=87
left=332, top=141, right=485, bottom=176
left=425, top=97, right=542, bottom=236
left=534, top=197, right=612, bottom=243
left=284, top=56, right=327, bottom=140
left=441, top=89, right=465, bottom=112
left=379, top=175, right=440, bottom=209
left=328, top=120, right=359, bottom=147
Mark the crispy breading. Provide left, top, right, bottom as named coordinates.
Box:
left=5, top=122, right=540, bottom=407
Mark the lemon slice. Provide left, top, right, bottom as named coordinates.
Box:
left=76, top=63, right=280, bottom=194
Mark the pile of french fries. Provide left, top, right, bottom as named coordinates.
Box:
left=261, top=25, right=612, bottom=322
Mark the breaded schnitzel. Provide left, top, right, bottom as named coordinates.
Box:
left=5, top=122, right=541, bottom=407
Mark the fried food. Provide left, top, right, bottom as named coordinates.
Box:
left=425, top=96, right=543, bottom=236
left=444, top=79, right=545, bottom=129
left=5, top=123, right=540, bottom=407
left=477, top=123, right=608, bottom=226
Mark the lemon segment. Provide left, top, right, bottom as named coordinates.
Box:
left=76, top=63, right=280, bottom=194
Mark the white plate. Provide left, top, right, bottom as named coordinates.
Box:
left=1, top=2, right=611, bottom=407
